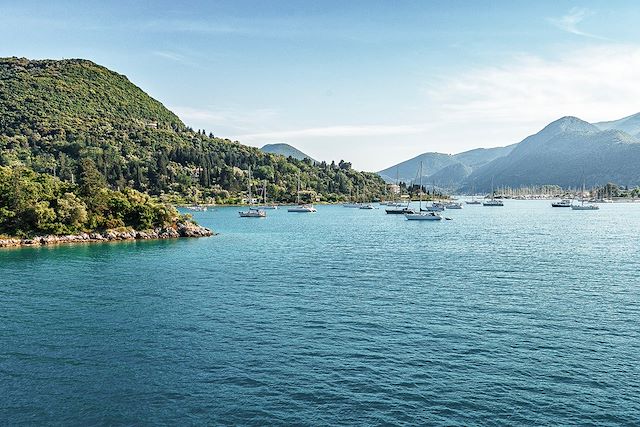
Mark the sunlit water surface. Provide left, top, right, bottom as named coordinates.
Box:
left=2, top=201, right=639, bottom=425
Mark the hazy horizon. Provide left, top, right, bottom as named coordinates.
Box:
left=3, top=0, right=640, bottom=170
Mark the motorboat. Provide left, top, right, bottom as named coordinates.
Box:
left=552, top=199, right=572, bottom=207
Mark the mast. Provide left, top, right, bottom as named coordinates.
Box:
left=297, top=174, right=301, bottom=205
left=419, top=161, right=423, bottom=211
left=248, top=167, right=253, bottom=206
left=395, top=166, right=399, bottom=204
left=263, top=180, right=267, bottom=204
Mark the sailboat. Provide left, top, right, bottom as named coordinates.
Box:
left=483, top=177, right=504, bottom=206
left=466, top=185, right=481, bottom=205
left=288, top=174, right=317, bottom=212
left=572, top=178, right=599, bottom=210
left=239, top=167, right=267, bottom=217
left=405, top=161, right=442, bottom=221
left=256, top=180, right=278, bottom=209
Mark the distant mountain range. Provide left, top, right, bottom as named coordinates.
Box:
left=378, top=113, right=640, bottom=192
left=260, top=143, right=317, bottom=163
left=377, top=144, right=515, bottom=185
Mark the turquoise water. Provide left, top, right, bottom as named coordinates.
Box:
left=2, top=201, right=639, bottom=425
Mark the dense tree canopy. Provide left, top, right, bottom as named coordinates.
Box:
left=0, top=166, right=177, bottom=237
left=0, top=57, right=387, bottom=205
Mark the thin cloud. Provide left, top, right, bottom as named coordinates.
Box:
left=236, top=124, right=428, bottom=141
left=152, top=50, right=186, bottom=62
left=548, top=8, right=609, bottom=40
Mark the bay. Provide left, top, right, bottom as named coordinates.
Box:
left=1, top=201, right=639, bottom=425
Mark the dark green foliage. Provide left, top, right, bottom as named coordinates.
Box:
left=0, top=166, right=178, bottom=237
left=0, top=57, right=386, bottom=204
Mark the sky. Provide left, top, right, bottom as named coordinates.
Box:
left=2, top=0, right=640, bottom=171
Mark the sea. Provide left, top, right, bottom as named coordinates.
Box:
left=2, top=200, right=639, bottom=425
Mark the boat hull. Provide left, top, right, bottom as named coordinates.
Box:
left=405, top=213, right=442, bottom=221
left=288, top=205, right=317, bottom=213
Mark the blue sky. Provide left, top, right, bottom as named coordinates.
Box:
left=2, top=1, right=640, bottom=170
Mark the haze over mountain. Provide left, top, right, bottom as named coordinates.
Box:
left=595, top=112, right=640, bottom=136
left=377, top=145, right=516, bottom=185
left=379, top=113, right=640, bottom=192
left=260, top=143, right=317, bottom=163
left=464, top=116, right=640, bottom=191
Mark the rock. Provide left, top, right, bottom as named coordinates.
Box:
left=1, top=221, right=214, bottom=248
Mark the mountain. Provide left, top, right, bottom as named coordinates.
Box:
left=377, top=152, right=459, bottom=183
left=0, top=57, right=385, bottom=205
left=453, top=144, right=517, bottom=169
left=260, top=143, right=316, bottom=162
left=595, top=112, right=640, bottom=135
left=427, top=163, right=473, bottom=188
left=377, top=145, right=515, bottom=184
left=464, top=116, right=640, bottom=191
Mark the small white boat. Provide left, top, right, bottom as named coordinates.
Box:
left=552, top=199, right=572, bottom=207
left=288, top=204, right=317, bottom=213
left=359, top=203, right=375, bottom=209
left=405, top=212, right=442, bottom=221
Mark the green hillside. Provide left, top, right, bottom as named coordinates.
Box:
left=0, top=57, right=385, bottom=205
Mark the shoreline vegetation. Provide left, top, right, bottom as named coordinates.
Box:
left=0, top=165, right=213, bottom=245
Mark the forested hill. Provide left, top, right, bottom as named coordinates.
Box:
left=0, top=57, right=385, bottom=203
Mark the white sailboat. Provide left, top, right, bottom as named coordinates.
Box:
left=572, top=179, right=599, bottom=210
left=288, top=174, right=317, bottom=213
left=483, top=177, right=504, bottom=206
left=466, top=187, right=481, bottom=205
left=405, top=161, right=442, bottom=221
left=255, top=180, right=278, bottom=209
left=239, top=168, right=267, bottom=218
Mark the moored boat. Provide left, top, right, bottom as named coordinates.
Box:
left=288, top=174, right=317, bottom=213
left=239, top=168, right=267, bottom=218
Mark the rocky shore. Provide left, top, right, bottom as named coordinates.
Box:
left=0, top=221, right=213, bottom=248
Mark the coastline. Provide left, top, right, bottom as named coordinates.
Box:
left=0, top=222, right=213, bottom=248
